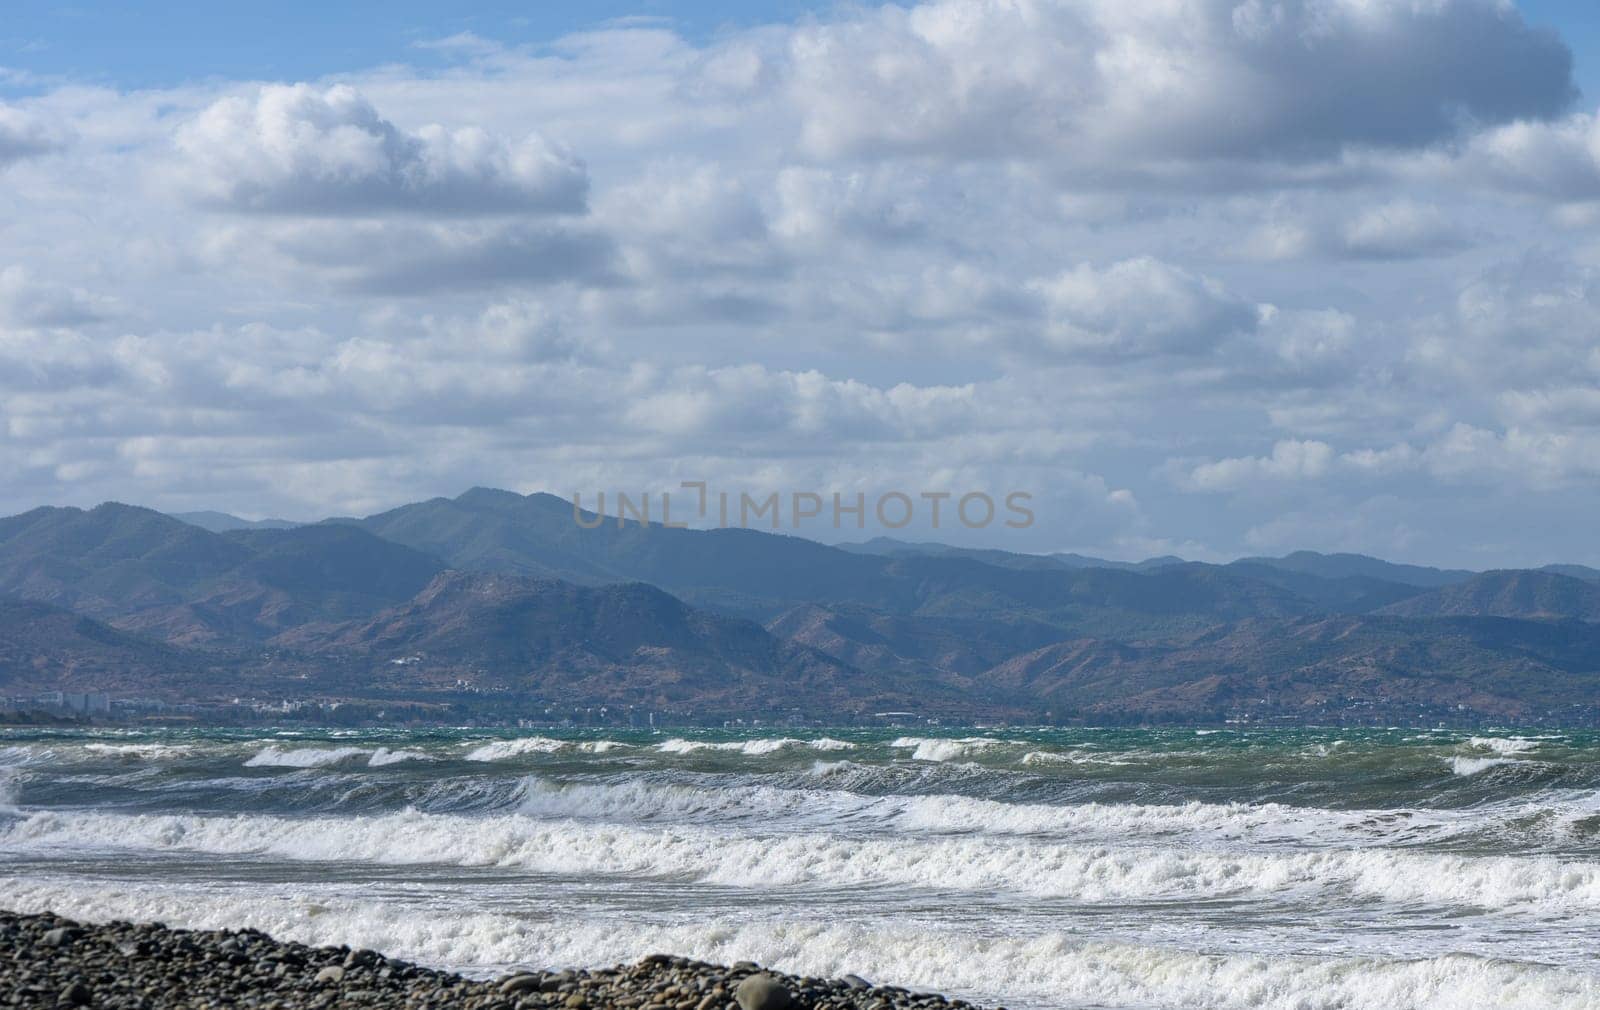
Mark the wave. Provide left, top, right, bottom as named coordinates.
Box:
left=243, top=745, right=371, bottom=768
left=243, top=746, right=430, bottom=769
left=1468, top=737, right=1540, bottom=756
left=504, top=775, right=1476, bottom=848
left=3, top=875, right=1594, bottom=1010
left=889, top=737, right=1021, bottom=762
left=81, top=743, right=196, bottom=760
left=463, top=738, right=631, bottom=761
left=810, top=738, right=856, bottom=751
left=0, top=744, right=54, bottom=767
left=12, top=808, right=1600, bottom=912
left=1453, top=756, right=1517, bottom=776
left=464, top=738, right=570, bottom=761
left=368, top=748, right=433, bottom=767
left=0, top=767, right=19, bottom=814
left=655, top=738, right=854, bottom=756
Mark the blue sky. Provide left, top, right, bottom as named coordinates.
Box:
left=0, top=2, right=841, bottom=89
left=4, top=1, right=1592, bottom=95
left=4, top=1, right=1600, bottom=567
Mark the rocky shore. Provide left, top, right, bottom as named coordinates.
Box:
left=0, top=911, right=995, bottom=1010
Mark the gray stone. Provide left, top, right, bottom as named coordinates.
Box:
left=843, top=976, right=872, bottom=991
left=735, top=974, right=793, bottom=1010
left=61, top=981, right=92, bottom=1006
left=315, top=964, right=346, bottom=984
left=500, top=974, right=542, bottom=995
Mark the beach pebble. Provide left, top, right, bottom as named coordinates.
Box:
left=736, top=973, right=794, bottom=1010
left=501, top=973, right=543, bottom=994
left=1, top=909, right=988, bottom=1010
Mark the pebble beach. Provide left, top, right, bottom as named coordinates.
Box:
left=0, top=910, right=987, bottom=1010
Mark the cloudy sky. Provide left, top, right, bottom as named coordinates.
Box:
left=4, top=0, right=1600, bottom=566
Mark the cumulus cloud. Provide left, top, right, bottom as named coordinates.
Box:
left=0, top=103, right=66, bottom=166
left=201, top=218, right=617, bottom=295
left=1027, top=258, right=1259, bottom=358
left=1464, top=109, right=1600, bottom=202
left=772, top=0, right=1573, bottom=166
left=174, top=84, right=588, bottom=215
left=1248, top=201, right=1472, bottom=260
left=1183, top=439, right=1336, bottom=491
left=1419, top=423, right=1600, bottom=488
left=0, top=267, right=111, bottom=328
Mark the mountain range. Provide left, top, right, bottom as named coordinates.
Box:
left=3, top=488, right=1600, bottom=724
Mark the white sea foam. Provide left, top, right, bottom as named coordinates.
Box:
left=3, top=875, right=1594, bottom=1010
left=243, top=746, right=371, bottom=768
left=241, top=744, right=433, bottom=769
left=81, top=743, right=195, bottom=760
left=1452, top=756, right=1517, bottom=776
left=809, top=738, right=856, bottom=751
left=367, top=748, right=433, bottom=767
left=0, top=744, right=53, bottom=766
left=656, top=738, right=842, bottom=756
left=11, top=808, right=1600, bottom=913
left=497, top=775, right=1540, bottom=849
left=1467, top=737, right=1539, bottom=756
left=889, top=737, right=1016, bottom=762
left=464, top=738, right=570, bottom=761
left=463, top=738, right=630, bottom=761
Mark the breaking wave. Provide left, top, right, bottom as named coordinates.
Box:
left=4, top=875, right=1595, bottom=1010
left=11, top=808, right=1600, bottom=913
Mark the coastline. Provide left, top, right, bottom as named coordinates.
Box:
left=0, top=910, right=992, bottom=1010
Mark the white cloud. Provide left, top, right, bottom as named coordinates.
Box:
left=1028, top=258, right=1258, bottom=359
left=0, top=267, right=111, bottom=328
left=1184, top=439, right=1335, bottom=491
left=174, top=84, right=588, bottom=215
left=1465, top=108, right=1600, bottom=202
left=773, top=0, right=1573, bottom=167
left=1337, top=201, right=1470, bottom=260
left=0, top=102, right=66, bottom=166
left=1419, top=423, right=1600, bottom=488
left=200, top=218, right=617, bottom=295
left=1244, top=200, right=1471, bottom=261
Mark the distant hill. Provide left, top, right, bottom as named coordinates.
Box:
left=984, top=614, right=1600, bottom=721
left=1234, top=550, right=1473, bottom=588
left=352, top=490, right=1321, bottom=637
left=172, top=511, right=300, bottom=533
left=0, top=503, right=256, bottom=617
left=0, top=598, right=216, bottom=694
left=273, top=571, right=956, bottom=715
left=1541, top=564, right=1600, bottom=584
left=834, top=537, right=1171, bottom=572
left=1213, top=561, right=1426, bottom=613
left=766, top=602, right=1062, bottom=682
left=835, top=536, right=1084, bottom=571
left=1377, top=570, right=1600, bottom=622
left=0, top=504, right=446, bottom=645
left=6, top=490, right=1600, bottom=724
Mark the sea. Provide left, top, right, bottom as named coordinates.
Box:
left=3, top=725, right=1599, bottom=1009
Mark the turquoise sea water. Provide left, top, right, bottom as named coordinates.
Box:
left=4, top=726, right=1600, bottom=1009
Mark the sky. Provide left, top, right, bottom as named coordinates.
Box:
left=3, top=1, right=1600, bottom=567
